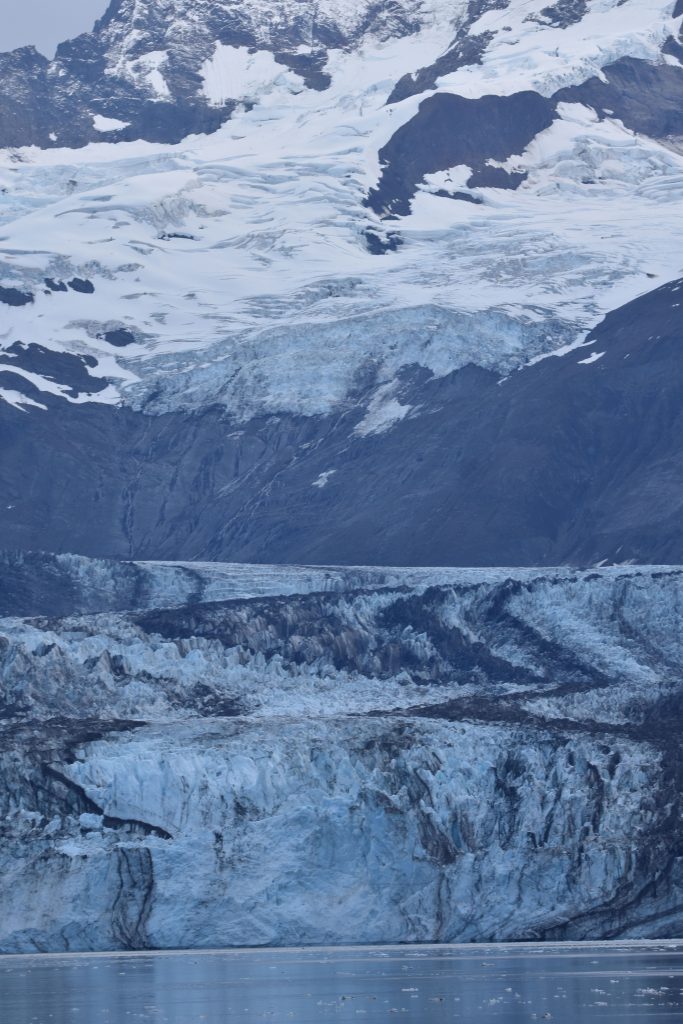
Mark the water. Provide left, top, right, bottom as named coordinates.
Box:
left=1, top=942, right=682, bottom=1023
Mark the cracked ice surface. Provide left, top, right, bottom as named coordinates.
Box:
left=0, top=560, right=682, bottom=951
left=1, top=1, right=682, bottom=414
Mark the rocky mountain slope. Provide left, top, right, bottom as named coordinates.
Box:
left=0, top=0, right=446, bottom=148
left=4, top=277, right=683, bottom=566
left=1, top=558, right=681, bottom=952
left=1, top=0, right=683, bottom=563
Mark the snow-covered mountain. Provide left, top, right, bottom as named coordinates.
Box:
left=1, top=0, right=683, bottom=564
left=2, top=2, right=683, bottom=954
left=1, top=557, right=681, bottom=952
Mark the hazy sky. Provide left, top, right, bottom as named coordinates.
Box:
left=0, top=0, right=109, bottom=56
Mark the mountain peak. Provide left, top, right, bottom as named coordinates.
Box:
left=0, top=0, right=464, bottom=149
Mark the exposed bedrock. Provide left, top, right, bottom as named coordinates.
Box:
left=3, top=279, right=683, bottom=568
left=0, top=0, right=433, bottom=149
left=0, top=564, right=681, bottom=951
left=374, top=55, right=683, bottom=217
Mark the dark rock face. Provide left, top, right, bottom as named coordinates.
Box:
left=0, top=286, right=33, bottom=307
left=67, top=278, right=95, bottom=294
left=377, top=54, right=683, bottom=218
left=536, top=0, right=590, bottom=30
left=0, top=17, right=231, bottom=148
left=3, top=279, right=683, bottom=568
left=0, top=343, right=109, bottom=399
left=367, top=91, right=555, bottom=215
left=362, top=228, right=403, bottom=253
left=556, top=57, right=683, bottom=140
left=387, top=0, right=507, bottom=104
left=0, top=0, right=426, bottom=149
left=388, top=31, right=493, bottom=105
left=101, top=329, right=136, bottom=348
left=0, top=47, right=57, bottom=149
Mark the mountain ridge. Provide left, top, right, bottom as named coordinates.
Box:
left=2, top=1, right=683, bottom=954
left=2, top=1, right=683, bottom=564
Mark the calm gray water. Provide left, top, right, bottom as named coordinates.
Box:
left=0, top=942, right=682, bottom=1023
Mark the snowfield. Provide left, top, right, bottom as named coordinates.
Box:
left=1, top=0, right=682, bottom=416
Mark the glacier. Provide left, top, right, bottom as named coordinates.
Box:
left=1, top=558, right=681, bottom=952
left=3, top=2, right=683, bottom=564
left=1, top=0, right=682, bottom=419
left=1, top=0, right=683, bottom=956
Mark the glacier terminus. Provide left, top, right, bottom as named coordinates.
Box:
left=1, top=0, right=683, bottom=956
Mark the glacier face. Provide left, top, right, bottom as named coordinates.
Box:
left=1, top=559, right=682, bottom=952
left=1, top=2, right=683, bottom=956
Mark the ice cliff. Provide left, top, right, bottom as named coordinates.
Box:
left=1, top=558, right=680, bottom=952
